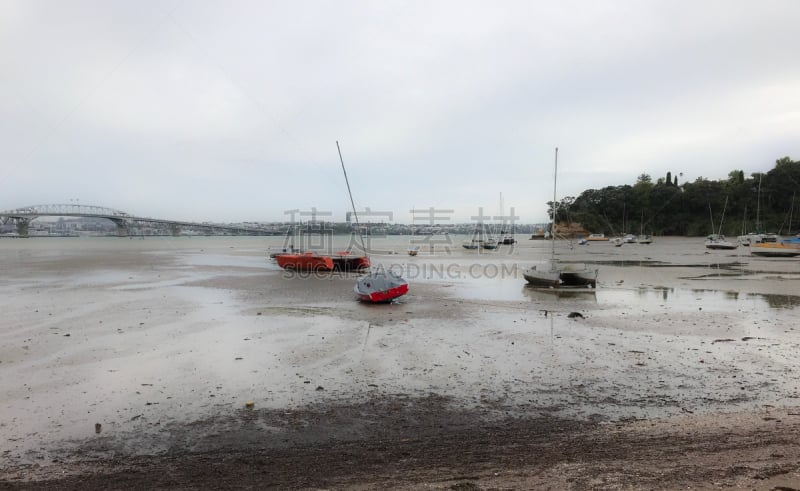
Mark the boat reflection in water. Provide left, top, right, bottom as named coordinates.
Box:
left=522, top=284, right=598, bottom=301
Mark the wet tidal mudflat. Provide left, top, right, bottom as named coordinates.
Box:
left=1, top=235, right=799, bottom=488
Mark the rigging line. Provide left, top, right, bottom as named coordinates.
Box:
left=336, top=141, right=369, bottom=261
left=18, top=0, right=186, bottom=164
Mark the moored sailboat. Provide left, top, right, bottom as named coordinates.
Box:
left=705, top=198, right=738, bottom=250
left=522, top=148, right=598, bottom=289
left=274, top=251, right=370, bottom=271
left=636, top=210, right=653, bottom=244
left=749, top=240, right=800, bottom=257
left=705, top=234, right=738, bottom=250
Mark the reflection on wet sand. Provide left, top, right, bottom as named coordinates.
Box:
left=627, top=286, right=800, bottom=310
left=522, top=285, right=598, bottom=301
left=757, top=292, right=800, bottom=309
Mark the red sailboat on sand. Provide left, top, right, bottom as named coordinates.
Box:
left=273, top=250, right=369, bottom=272
left=337, top=141, right=408, bottom=303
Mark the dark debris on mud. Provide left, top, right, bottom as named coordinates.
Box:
left=3, top=394, right=800, bottom=490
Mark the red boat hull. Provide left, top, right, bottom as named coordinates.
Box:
left=275, top=253, right=334, bottom=271
left=357, top=283, right=409, bottom=303
left=274, top=252, right=370, bottom=272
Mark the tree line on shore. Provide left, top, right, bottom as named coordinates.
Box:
left=551, top=156, right=800, bottom=237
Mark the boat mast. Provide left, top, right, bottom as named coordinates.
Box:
left=640, top=209, right=644, bottom=236
left=756, top=175, right=762, bottom=233
left=741, top=204, right=747, bottom=236
left=336, top=141, right=369, bottom=263
left=718, top=196, right=728, bottom=236
left=708, top=202, right=715, bottom=235
left=551, top=147, right=558, bottom=259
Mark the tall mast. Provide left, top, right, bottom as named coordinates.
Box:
left=756, top=174, right=762, bottom=233
left=718, top=196, right=728, bottom=236
left=708, top=202, right=715, bottom=235
left=552, top=147, right=558, bottom=259
left=336, top=141, right=369, bottom=263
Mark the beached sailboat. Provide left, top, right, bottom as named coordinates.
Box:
left=750, top=193, right=800, bottom=257
left=705, top=234, right=737, bottom=250
left=407, top=222, right=419, bottom=256
left=636, top=210, right=653, bottom=244
left=272, top=225, right=370, bottom=271
left=463, top=222, right=497, bottom=250
left=498, top=193, right=516, bottom=245
left=523, top=148, right=598, bottom=289
left=337, top=142, right=408, bottom=303
left=274, top=251, right=370, bottom=271
left=737, top=175, right=777, bottom=245
left=480, top=237, right=499, bottom=250
left=529, top=226, right=547, bottom=240
left=749, top=241, right=800, bottom=257
left=462, top=238, right=481, bottom=250
left=705, top=198, right=738, bottom=250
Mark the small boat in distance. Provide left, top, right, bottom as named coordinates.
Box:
left=529, top=226, right=547, bottom=240
left=462, top=237, right=498, bottom=250
left=705, top=198, right=737, bottom=250
left=749, top=240, right=800, bottom=257
left=480, top=237, right=499, bottom=250
left=462, top=238, right=481, bottom=250
left=586, top=233, right=609, bottom=241
left=705, top=234, right=738, bottom=250
left=738, top=232, right=776, bottom=245
left=611, top=234, right=635, bottom=246
left=636, top=210, right=653, bottom=244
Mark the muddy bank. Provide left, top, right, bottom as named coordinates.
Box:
left=3, top=395, right=800, bottom=489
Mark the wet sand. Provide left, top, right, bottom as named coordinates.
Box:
left=1, top=235, right=800, bottom=489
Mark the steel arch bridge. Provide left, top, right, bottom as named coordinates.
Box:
left=0, top=204, right=274, bottom=237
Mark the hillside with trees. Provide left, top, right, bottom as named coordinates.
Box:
left=551, top=157, right=800, bottom=237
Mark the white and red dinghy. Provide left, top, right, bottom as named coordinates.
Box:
left=354, top=269, right=409, bottom=303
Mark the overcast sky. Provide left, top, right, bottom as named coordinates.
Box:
left=2, top=1, right=799, bottom=224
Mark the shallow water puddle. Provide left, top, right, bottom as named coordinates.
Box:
left=451, top=279, right=800, bottom=312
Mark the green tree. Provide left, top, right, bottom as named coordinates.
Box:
left=563, top=157, right=796, bottom=236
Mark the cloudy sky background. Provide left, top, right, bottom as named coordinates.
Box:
left=2, top=0, right=799, bottom=223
